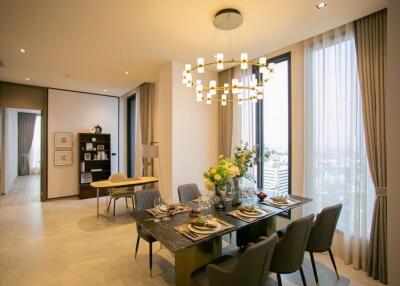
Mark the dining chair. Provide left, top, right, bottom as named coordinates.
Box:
left=178, top=183, right=202, bottom=203
left=306, top=203, right=343, bottom=285
left=269, top=214, right=315, bottom=286
left=107, top=173, right=135, bottom=216
left=134, top=188, right=161, bottom=277
left=191, top=234, right=278, bottom=286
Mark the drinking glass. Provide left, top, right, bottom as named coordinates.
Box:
left=161, top=198, right=172, bottom=221
left=153, top=197, right=162, bottom=222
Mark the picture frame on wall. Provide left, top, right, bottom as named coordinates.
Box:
left=54, top=132, right=73, bottom=148
left=84, top=153, right=91, bottom=161
left=54, top=150, right=72, bottom=166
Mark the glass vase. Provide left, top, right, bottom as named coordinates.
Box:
left=213, top=185, right=226, bottom=211
left=232, top=176, right=243, bottom=206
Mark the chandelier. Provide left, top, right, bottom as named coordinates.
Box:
left=182, top=8, right=276, bottom=106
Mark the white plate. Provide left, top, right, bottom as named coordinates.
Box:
left=188, top=221, right=222, bottom=235
left=237, top=209, right=266, bottom=218
left=267, top=198, right=289, bottom=206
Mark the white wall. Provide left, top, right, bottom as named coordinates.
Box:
left=4, top=108, right=18, bottom=193
left=47, top=89, right=119, bottom=198
left=387, top=1, right=400, bottom=284
left=171, top=62, right=218, bottom=202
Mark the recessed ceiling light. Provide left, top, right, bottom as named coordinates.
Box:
left=316, top=2, right=327, bottom=9
left=19, top=48, right=27, bottom=54
left=25, top=77, right=30, bottom=81
left=125, top=71, right=129, bottom=75
left=103, top=89, right=107, bottom=92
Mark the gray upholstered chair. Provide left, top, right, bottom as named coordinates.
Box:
left=191, top=234, right=278, bottom=286
left=269, top=214, right=315, bottom=286
left=178, top=183, right=201, bottom=203
left=306, top=204, right=342, bottom=285
left=134, top=188, right=161, bottom=277
left=107, top=173, right=135, bottom=216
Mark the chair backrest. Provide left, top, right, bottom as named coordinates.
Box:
left=307, top=203, right=342, bottom=252
left=134, top=188, right=161, bottom=211
left=109, top=173, right=128, bottom=182
left=270, top=214, right=315, bottom=274
left=177, top=183, right=201, bottom=203
left=207, top=234, right=278, bottom=286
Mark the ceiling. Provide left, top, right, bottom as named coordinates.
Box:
left=0, top=0, right=387, bottom=96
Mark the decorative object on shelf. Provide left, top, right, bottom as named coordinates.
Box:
left=81, top=173, right=93, bottom=184
left=91, top=137, right=97, bottom=142
left=54, top=132, right=73, bottom=148
left=93, top=154, right=97, bottom=160
left=84, top=153, right=91, bottom=161
left=182, top=8, right=275, bottom=106
left=81, top=161, right=85, bottom=172
left=91, top=168, right=102, bottom=172
left=203, top=159, right=229, bottom=211
left=94, top=125, right=102, bottom=134
left=141, top=143, right=159, bottom=176
left=97, top=144, right=104, bottom=151
left=89, top=127, right=96, bottom=134
left=54, top=150, right=72, bottom=166
left=85, top=142, right=93, bottom=150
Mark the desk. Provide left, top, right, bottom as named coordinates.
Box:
left=132, top=194, right=312, bottom=285
left=90, top=176, right=159, bottom=218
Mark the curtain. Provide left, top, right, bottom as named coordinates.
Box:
left=29, top=115, right=41, bottom=175
left=304, top=24, right=375, bottom=270
left=354, top=10, right=387, bottom=283
left=218, top=68, right=234, bottom=157
left=18, top=112, right=37, bottom=176
left=138, top=82, right=154, bottom=177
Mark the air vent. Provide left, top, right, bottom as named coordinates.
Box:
left=0, top=59, right=5, bottom=68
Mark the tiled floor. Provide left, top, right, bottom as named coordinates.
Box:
left=0, top=176, right=383, bottom=285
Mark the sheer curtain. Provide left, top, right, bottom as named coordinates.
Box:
left=304, top=24, right=375, bottom=270
left=29, top=115, right=41, bottom=175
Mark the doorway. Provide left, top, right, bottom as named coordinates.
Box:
left=0, top=108, right=41, bottom=206
left=127, top=95, right=136, bottom=178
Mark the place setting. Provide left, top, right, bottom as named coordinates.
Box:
left=175, top=213, right=234, bottom=241
left=259, top=194, right=302, bottom=209
left=227, top=203, right=271, bottom=223
left=146, top=197, right=192, bottom=221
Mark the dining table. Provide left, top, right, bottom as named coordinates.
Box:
left=131, top=192, right=312, bottom=286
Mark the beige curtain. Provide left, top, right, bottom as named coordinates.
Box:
left=354, top=10, right=387, bottom=284
left=218, top=68, right=234, bottom=157
left=139, top=82, right=155, bottom=176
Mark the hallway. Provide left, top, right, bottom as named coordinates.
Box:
left=0, top=175, right=40, bottom=207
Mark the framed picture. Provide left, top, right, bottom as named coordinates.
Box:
left=97, top=144, right=104, bottom=151
left=84, top=153, right=91, bottom=161
left=85, top=142, right=93, bottom=151
left=54, top=132, right=73, bottom=148
left=54, top=150, right=72, bottom=166
left=80, top=173, right=93, bottom=184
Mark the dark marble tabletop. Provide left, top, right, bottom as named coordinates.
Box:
left=131, top=194, right=312, bottom=253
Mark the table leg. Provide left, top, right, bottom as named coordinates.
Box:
left=96, top=188, right=100, bottom=218
left=175, top=236, right=222, bottom=286
left=236, top=217, right=276, bottom=247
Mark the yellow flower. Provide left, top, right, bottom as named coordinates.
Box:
left=204, top=178, right=214, bottom=190
left=214, top=174, right=221, bottom=182
left=210, top=168, right=217, bottom=176
left=228, top=165, right=240, bottom=177
left=218, top=154, right=224, bottom=160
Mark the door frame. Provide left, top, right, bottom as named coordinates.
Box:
left=127, top=94, right=136, bottom=178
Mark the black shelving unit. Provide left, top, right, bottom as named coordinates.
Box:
left=78, top=133, right=111, bottom=199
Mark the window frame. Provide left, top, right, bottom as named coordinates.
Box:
left=255, top=52, right=292, bottom=217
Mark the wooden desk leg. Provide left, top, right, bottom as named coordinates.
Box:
left=96, top=188, right=100, bottom=218
left=175, top=236, right=222, bottom=286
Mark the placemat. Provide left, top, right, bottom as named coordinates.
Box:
left=146, top=204, right=191, bottom=219
left=175, top=219, right=234, bottom=241
left=260, top=197, right=302, bottom=209
left=226, top=209, right=272, bottom=223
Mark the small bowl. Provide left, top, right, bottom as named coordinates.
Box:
left=257, top=192, right=267, bottom=201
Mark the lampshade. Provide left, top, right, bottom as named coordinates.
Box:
left=141, top=144, right=159, bottom=158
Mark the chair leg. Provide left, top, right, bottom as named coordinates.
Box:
left=125, top=197, right=128, bottom=208
left=134, top=236, right=140, bottom=259
left=328, top=248, right=339, bottom=280
left=131, top=197, right=135, bottom=210
left=113, top=198, right=118, bottom=216
left=300, top=266, right=307, bottom=286
left=277, top=273, right=282, bottom=286
left=309, top=252, right=319, bottom=285
left=107, top=197, right=112, bottom=214
left=149, top=242, right=153, bottom=278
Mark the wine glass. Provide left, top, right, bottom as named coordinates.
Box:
left=153, top=197, right=162, bottom=222
left=162, top=198, right=172, bottom=221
